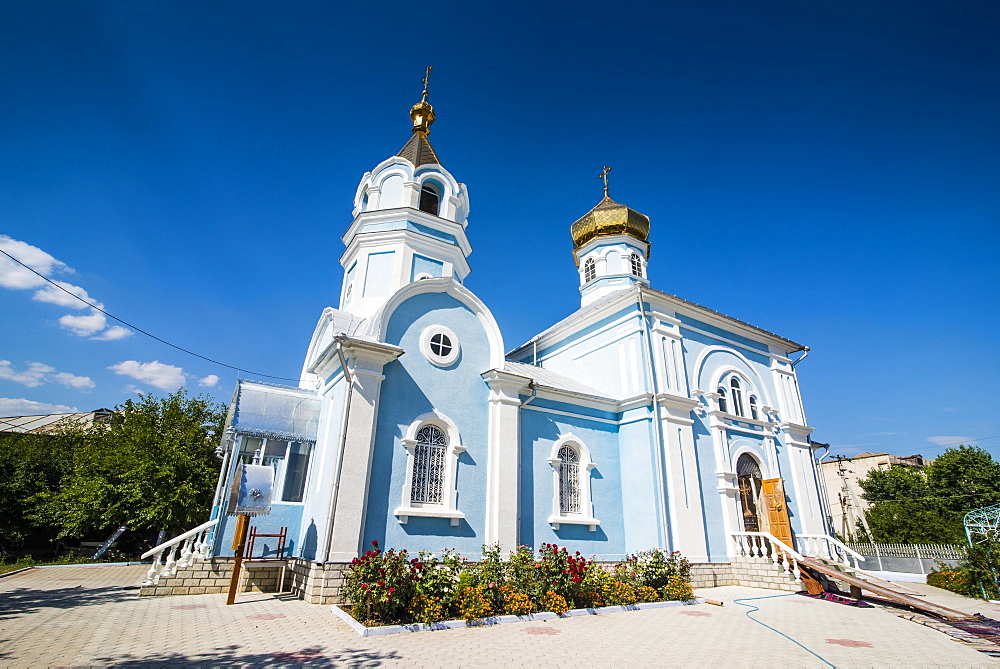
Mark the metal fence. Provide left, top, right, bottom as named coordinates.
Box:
left=845, top=542, right=963, bottom=560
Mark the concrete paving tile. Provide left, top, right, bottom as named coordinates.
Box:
left=1, top=567, right=997, bottom=667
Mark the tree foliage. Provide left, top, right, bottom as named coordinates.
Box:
left=0, top=390, right=225, bottom=556
left=857, top=446, right=1000, bottom=544
left=0, top=428, right=82, bottom=550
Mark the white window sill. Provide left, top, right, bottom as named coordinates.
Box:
left=548, top=515, right=600, bottom=531
left=394, top=506, right=465, bottom=527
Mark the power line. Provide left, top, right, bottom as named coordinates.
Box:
left=0, top=247, right=300, bottom=382
left=862, top=490, right=1000, bottom=504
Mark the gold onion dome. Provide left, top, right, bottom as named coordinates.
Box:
left=396, top=66, right=441, bottom=168
left=571, top=195, right=651, bottom=255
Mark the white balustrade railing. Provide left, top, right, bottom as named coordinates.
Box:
left=140, top=518, right=220, bottom=586
left=730, top=531, right=805, bottom=581
left=796, top=533, right=865, bottom=570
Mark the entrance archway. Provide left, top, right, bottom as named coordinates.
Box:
left=736, top=453, right=763, bottom=532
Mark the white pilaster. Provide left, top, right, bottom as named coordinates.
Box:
left=481, top=370, right=531, bottom=552
left=325, top=339, right=404, bottom=562
left=658, top=395, right=707, bottom=562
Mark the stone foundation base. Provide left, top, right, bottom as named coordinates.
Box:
left=728, top=556, right=802, bottom=592
left=138, top=558, right=352, bottom=602
left=688, top=562, right=738, bottom=588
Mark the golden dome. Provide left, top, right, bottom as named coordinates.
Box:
left=571, top=195, right=651, bottom=255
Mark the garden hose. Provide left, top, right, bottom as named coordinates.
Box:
left=733, top=594, right=836, bottom=668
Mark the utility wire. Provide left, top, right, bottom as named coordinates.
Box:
left=0, top=247, right=300, bottom=382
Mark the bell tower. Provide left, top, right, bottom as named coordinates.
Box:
left=338, top=68, right=472, bottom=320
left=571, top=166, right=651, bottom=307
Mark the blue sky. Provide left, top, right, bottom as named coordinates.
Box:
left=1, top=1, right=997, bottom=461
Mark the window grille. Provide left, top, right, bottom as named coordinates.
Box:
left=584, top=258, right=596, bottom=283
left=717, top=387, right=728, bottom=414
left=630, top=253, right=643, bottom=277
left=411, top=425, right=447, bottom=503
left=558, top=446, right=581, bottom=514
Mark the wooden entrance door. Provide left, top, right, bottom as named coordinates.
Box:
left=761, top=478, right=793, bottom=547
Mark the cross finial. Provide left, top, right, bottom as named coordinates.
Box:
left=599, top=165, right=612, bottom=197
left=421, top=66, right=434, bottom=103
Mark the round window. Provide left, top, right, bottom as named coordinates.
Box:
left=420, top=325, right=460, bottom=367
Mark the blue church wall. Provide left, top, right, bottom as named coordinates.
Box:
left=537, top=311, right=646, bottom=398
left=411, top=254, right=444, bottom=281
left=298, top=373, right=348, bottom=561
left=773, top=434, right=806, bottom=535
left=691, top=416, right=728, bottom=562
left=364, top=291, right=491, bottom=558
left=519, top=407, right=625, bottom=561
left=213, top=503, right=304, bottom=558
left=676, top=314, right=771, bottom=353
left=617, top=408, right=664, bottom=552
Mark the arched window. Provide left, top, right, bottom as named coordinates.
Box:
left=395, top=413, right=466, bottom=525
left=418, top=183, right=440, bottom=215
left=584, top=258, right=596, bottom=283
left=630, top=253, right=643, bottom=277
left=717, top=387, right=728, bottom=414
left=410, top=425, right=447, bottom=504
left=557, top=446, right=581, bottom=513
left=546, top=437, right=599, bottom=531
left=730, top=377, right=745, bottom=417
left=749, top=395, right=759, bottom=421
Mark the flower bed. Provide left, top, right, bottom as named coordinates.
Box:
left=339, top=542, right=695, bottom=629
left=332, top=598, right=704, bottom=637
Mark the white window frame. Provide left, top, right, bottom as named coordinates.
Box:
left=630, top=252, right=643, bottom=278
left=583, top=257, right=596, bottom=283
left=546, top=434, right=599, bottom=531
left=394, top=412, right=466, bottom=526
left=419, top=324, right=460, bottom=367
left=237, top=435, right=313, bottom=504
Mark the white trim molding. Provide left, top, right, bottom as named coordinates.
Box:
left=394, top=411, right=466, bottom=526
left=546, top=434, right=599, bottom=531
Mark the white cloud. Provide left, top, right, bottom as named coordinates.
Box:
left=92, top=325, right=133, bottom=341
left=0, top=360, right=55, bottom=388
left=109, top=360, right=186, bottom=392
left=198, top=374, right=220, bottom=387
left=0, top=235, right=129, bottom=341
left=0, top=235, right=68, bottom=289
left=0, top=397, right=79, bottom=417
left=32, top=280, right=99, bottom=310
left=124, top=385, right=147, bottom=396
left=926, top=435, right=979, bottom=447
left=59, top=309, right=108, bottom=337
left=51, top=372, right=96, bottom=390
left=0, top=360, right=95, bottom=392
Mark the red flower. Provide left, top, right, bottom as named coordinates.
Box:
left=377, top=581, right=384, bottom=587
left=388, top=587, right=395, bottom=594
left=372, top=540, right=379, bottom=546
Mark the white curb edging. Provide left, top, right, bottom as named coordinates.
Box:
left=331, top=598, right=705, bottom=637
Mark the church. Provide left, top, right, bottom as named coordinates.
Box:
left=206, top=75, right=827, bottom=582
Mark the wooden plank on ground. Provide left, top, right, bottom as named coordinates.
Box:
left=799, top=557, right=972, bottom=621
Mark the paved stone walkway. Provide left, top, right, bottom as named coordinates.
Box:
left=1, top=565, right=997, bottom=667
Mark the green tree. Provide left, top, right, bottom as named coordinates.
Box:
left=857, top=446, right=1000, bottom=544
left=0, top=428, right=82, bottom=554
left=33, top=390, right=226, bottom=543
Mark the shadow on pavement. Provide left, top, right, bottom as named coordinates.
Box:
left=93, top=645, right=402, bottom=667
left=0, top=585, right=136, bottom=620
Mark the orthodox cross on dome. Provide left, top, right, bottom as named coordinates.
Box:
left=599, top=165, right=612, bottom=197
left=421, top=65, right=434, bottom=103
